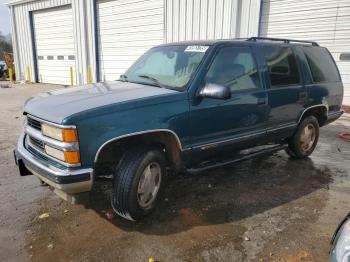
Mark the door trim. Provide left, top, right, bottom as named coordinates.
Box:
left=186, top=129, right=266, bottom=151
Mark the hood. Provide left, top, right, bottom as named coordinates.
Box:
left=24, top=81, right=178, bottom=124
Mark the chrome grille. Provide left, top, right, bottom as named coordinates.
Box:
left=28, top=136, right=45, bottom=151
left=27, top=116, right=41, bottom=131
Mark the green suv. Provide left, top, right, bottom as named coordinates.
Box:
left=15, top=37, right=344, bottom=221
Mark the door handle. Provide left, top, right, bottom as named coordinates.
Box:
left=257, top=98, right=267, bottom=106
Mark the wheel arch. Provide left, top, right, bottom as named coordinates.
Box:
left=298, top=104, right=328, bottom=127
left=93, top=129, right=183, bottom=175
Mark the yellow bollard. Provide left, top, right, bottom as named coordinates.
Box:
left=148, top=257, right=155, bottom=262
left=9, top=68, right=13, bottom=82
left=70, top=66, right=73, bottom=86
left=27, top=66, right=31, bottom=83
left=87, top=65, right=92, bottom=84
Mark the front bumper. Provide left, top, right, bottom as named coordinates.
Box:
left=15, top=132, right=93, bottom=199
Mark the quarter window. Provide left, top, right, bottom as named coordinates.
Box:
left=303, top=47, right=340, bottom=83
left=264, top=46, right=300, bottom=87
left=205, top=46, right=261, bottom=92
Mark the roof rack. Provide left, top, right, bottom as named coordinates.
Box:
left=247, top=37, right=319, bottom=46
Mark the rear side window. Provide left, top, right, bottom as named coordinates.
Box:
left=263, top=46, right=300, bottom=87
left=303, top=47, right=340, bottom=83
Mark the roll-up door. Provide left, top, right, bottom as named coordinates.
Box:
left=97, top=0, right=164, bottom=81
left=33, top=5, right=76, bottom=85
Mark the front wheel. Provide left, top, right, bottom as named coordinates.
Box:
left=286, top=116, right=319, bottom=159
left=111, top=147, right=166, bottom=221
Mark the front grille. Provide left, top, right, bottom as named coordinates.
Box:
left=29, top=136, right=45, bottom=151
left=27, top=116, right=41, bottom=131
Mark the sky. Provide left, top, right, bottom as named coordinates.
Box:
left=0, top=0, right=10, bottom=35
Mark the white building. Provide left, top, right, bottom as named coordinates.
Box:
left=7, top=0, right=350, bottom=105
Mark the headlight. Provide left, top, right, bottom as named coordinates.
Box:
left=330, top=217, right=350, bottom=262
left=42, top=124, right=78, bottom=142
left=44, top=145, right=80, bottom=164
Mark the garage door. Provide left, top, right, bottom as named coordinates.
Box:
left=260, top=0, right=350, bottom=105
left=97, top=0, right=164, bottom=81
left=33, top=5, right=76, bottom=85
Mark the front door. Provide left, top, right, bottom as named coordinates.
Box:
left=188, top=45, right=269, bottom=162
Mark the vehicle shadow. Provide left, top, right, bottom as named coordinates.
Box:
left=87, top=152, right=332, bottom=236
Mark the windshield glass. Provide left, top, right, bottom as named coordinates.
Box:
left=122, top=45, right=210, bottom=91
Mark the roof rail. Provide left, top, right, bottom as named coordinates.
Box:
left=247, top=37, right=319, bottom=46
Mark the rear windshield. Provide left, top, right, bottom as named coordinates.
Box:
left=303, top=47, right=341, bottom=83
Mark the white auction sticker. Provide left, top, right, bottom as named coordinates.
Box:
left=184, top=45, right=209, bottom=52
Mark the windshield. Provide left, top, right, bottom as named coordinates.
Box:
left=122, top=45, right=209, bottom=91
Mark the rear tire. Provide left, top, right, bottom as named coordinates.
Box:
left=286, top=116, right=319, bottom=159
left=111, top=147, right=166, bottom=221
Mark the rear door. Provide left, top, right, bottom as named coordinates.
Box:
left=261, top=45, right=307, bottom=139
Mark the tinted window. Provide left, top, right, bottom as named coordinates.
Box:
left=303, top=47, right=340, bottom=83
left=205, top=46, right=260, bottom=92
left=264, top=46, right=300, bottom=87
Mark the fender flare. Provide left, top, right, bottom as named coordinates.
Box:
left=297, top=104, right=328, bottom=124
left=94, top=129, right=182, bottom=162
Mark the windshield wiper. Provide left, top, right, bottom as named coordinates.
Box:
left=137, top=74, right=165, bottom=88
left=119, top=74, right=128, bottom=82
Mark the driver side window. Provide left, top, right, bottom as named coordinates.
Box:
left=205, top=46, right=261, bottom=92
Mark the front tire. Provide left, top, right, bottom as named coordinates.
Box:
left=111, top=147, right=166, bottom=221
left=286, top=116, right=319, bottom=159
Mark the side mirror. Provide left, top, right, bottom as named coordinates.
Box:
left=199, top=83, right=231, bottom=100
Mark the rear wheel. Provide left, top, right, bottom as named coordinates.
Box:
left=111, top=147, right=166, bottom=221
left=286, top=116, right=319, bottom=159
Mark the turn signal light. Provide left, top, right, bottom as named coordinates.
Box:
left=62, top=129, right=78, bottom=142
left=64, top=151, right=80, bottom=164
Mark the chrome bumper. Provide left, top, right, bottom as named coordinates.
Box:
left=15, top=132, right=93, bottom=198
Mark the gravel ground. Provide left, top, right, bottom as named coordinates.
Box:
left=0, top=82, right=349, bottom=262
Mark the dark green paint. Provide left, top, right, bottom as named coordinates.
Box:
left=24, top=40, right=344, bottom=169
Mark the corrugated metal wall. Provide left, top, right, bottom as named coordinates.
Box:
left=165, top=0, right=261, bottom=43
left=260, top=0, right=350, bottom=105
left=9, top=0, right=97, bottom=85
left=8, top=0, right=261, bottom=85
